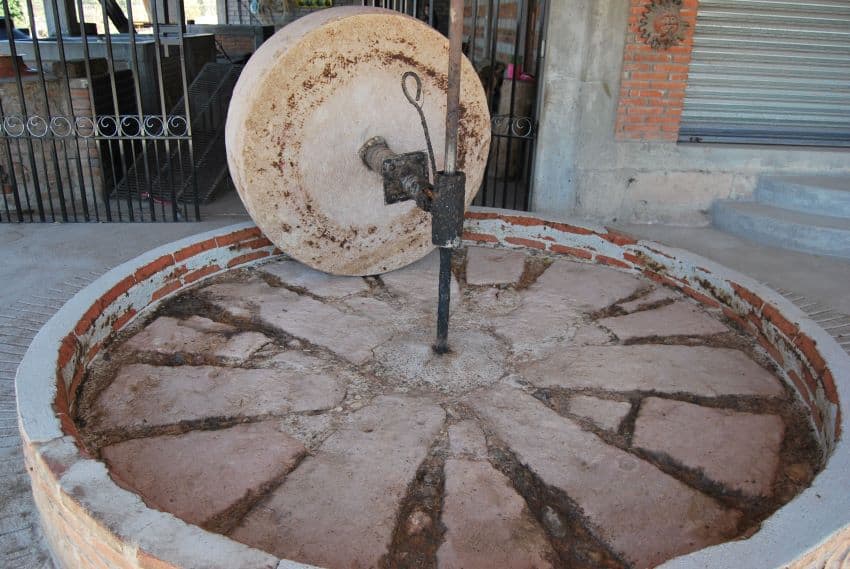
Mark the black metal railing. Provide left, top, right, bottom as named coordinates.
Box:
left=0, top=0, right=242, bottom=222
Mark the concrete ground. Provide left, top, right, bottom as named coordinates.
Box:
left=1, top=206, right=848, bottom=568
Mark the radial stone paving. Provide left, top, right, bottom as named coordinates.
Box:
left=76, top=248, right=819, bottom=569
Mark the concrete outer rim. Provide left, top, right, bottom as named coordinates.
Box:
left=15, top=208, right=849, bottom=569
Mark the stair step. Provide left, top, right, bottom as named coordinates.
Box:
left=756, top=176, right=850, bottom=219
left=712, top=201, right=850, bottom=259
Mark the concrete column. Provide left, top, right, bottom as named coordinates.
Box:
left=530, top=0, right=592, bottom=216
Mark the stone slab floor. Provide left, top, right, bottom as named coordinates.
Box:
left=75, top=247, right=821, bottom=569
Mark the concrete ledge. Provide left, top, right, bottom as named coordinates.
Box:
left=16, top=209, right=849, bottom=568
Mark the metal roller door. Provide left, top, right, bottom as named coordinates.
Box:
left=679, top=0, right=850, bottom=146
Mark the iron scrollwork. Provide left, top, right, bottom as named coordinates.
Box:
left=0, top=114, right=190, bottom=139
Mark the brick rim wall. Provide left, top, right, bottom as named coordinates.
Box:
left=16, top=212, right=850, bottom=569
left=615, top=0, right=699, bottom=142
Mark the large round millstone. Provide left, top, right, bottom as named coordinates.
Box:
left=226, top=7, right=491, bottom=275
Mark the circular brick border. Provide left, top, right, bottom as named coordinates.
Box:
left=16, top=209, right=849, bottom=569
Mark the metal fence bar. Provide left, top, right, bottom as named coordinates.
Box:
left=1, top=0, right=47, bottom=221
left=175, top=0, right=200, bottom=221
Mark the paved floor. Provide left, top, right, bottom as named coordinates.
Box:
left=1, top=211, right=847, bottom=568
left=78, top=250, right=815, bottom=569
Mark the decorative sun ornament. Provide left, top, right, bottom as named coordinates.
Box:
left=639, top=0, right=689, bottom=50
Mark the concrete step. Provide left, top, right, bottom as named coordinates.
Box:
left=712, top=201, right=850, bottom=259
left=756, top=176, right=850, bottom=219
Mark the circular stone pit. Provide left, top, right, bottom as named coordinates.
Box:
left=16, top=212, right=850, bottom=569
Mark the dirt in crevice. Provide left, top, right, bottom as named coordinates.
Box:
left=516, top=253, right=554, bottom=290
left=380, top=430, right=449, bottom=569
left=485, top=435, right=627, bottom=569
left=535, top=387, right=823, bottom=538
left=587, top=286, right=656, bottom=321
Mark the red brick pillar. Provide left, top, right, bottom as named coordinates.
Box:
left=614, top=0, right=699, bottom=142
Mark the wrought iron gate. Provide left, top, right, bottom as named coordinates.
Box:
left=364, top=0, right=547, bottom=211
left=0, top=0, right=237, bottom=223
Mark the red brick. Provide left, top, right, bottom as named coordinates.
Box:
left=227, top=250, right=270, bottom=268
left=173, top=238, right=217, bottom=262
left=464, top=211, right=502, bottom=221
left=546, top=221, right=594, bottom=236
left=133, top=254, right=175, bottom=282
left=101, top=275, right=136, bottom=307
left=786, top=370, right=812, bottom=407
left=642, top=270, right=681, bottom=290
left=757, top=333, right=784, bottom=366
left=721, top=307, right=748, bottom=332
left=802, top=365, right=819, bottom=394
left=238, top=236, right=273, bottom=250
left=215, top=227, right=262, bottom=247
left=57, top=334, right=79, bottom=370
left=623, top=252, right=645, bottom=266
left=761, top=303, right=799, bottom=341
left=729, top=282, right=765, bottom=310
left=85, top=340, right=103, bottom=363
left=681, top=286, right=722, bottom=309
left=505, top=236, right=545, bottom=250
left=183, top=264, right=222, bottom=284
left=550, top=244, right=593, bottom=260
left=602, top=229, right=638, bottom=246
left=462, top=231, right=499, bottom=243
left=822, top=369, right=838, bottom=405
left=112, top=308, right=137, bottom=331
left=166, top=265, right=190, bottom=282
left=74, top=300, right=103, bottom=336
left=151, top=281, right=182, bottom=302
left=596, top=255, right=630, bottom=269
left=794, top=334, right=827, bottom=376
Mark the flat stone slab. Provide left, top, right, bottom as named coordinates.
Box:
left=102, top=422, right=306, bottom=527
left=437, top=459, right=556, bottom=569
left=92, top=364, right=345, bottom=431
left=380, top=249, right=460, bottom=313
left=465, top=246, right=527, bottom=286
left=491, top=298, right=585, bottom=357
left=206, top=280, right=396, bottom=364
left=448, top=420, right=488, bottom=460
left=634, top=398, right=785, bottom=497
left=469, top=386, right=741, bottom=568
left=599, top=301, right=729, bottom=341
left=125, top=316, right=270, bottom=362
left=567, top=395, right=632, bottom=432
left=529, top=260, right=646, bottom=311
left=230, top=396, right=445, bottom=569
left=259, top=258, right=369, bottom=298
left=520, top=345, right=786, bottom=398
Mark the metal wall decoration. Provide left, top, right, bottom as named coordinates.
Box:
left=639, top=0, right=689, bottom=51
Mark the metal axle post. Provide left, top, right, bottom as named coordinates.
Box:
left=432, top=0, right=466, bottom=354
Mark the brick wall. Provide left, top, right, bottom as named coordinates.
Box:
left=614, top=0, right=699, bottom=142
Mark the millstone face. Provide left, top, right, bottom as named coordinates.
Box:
left=226, top=7, right=491, bottom=275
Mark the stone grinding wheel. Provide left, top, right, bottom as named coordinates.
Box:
left=226, top=6, right=491, bottom=276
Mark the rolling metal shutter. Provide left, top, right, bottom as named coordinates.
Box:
left=679, top=0, right=850, bottom=146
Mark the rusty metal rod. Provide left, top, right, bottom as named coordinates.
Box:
left=444, top=0, right=464, bottom=175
